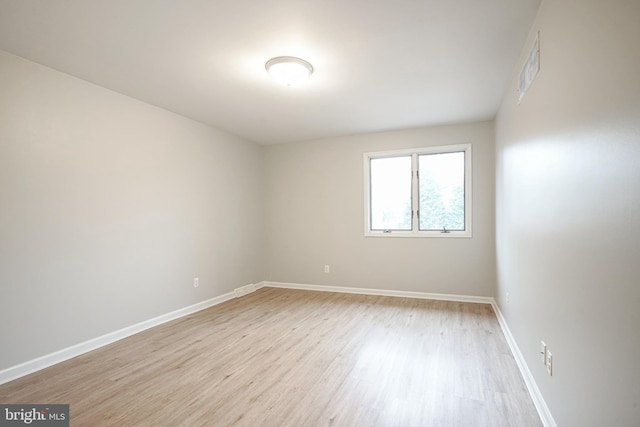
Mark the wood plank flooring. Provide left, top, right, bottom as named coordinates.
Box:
left=0, top=287, right=542, bottom=426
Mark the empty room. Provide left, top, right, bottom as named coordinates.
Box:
left=0, top=1, right=638, bottom=426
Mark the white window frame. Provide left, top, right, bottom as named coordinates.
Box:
left=363, top=143, right=472, bottom=238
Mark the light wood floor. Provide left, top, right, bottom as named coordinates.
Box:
left=0, top=288, right=542, bottom=426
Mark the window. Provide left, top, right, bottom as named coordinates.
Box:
left=364, top=144, right=472, bottom=237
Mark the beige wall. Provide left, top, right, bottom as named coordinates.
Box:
left=495, top=1, right=640, bottom=425
left=264, top=121, right=496, bottom=296
left=0, top=50, right=264, bottom=371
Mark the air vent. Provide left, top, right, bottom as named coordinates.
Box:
left=234, top=283, right=256, bottom=298
left=519, top=31, right=540, bottom=103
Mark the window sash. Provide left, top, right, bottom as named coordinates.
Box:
left=369, top=155, right=412, bottom=231
left=418, top=151, right=466, bottom=231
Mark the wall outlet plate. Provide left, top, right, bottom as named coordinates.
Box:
left=546, top=351, right=553, bottom=375
left=193, top=277, right=199, bottom=288
left=540, top=341, right=546, bottom=364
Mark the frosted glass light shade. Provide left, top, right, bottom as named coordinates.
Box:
left=265, top=56, right=313, bottom=87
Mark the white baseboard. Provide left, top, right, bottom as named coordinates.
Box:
left=491, top=301, right=557, bottom=427
left=0, top=291, right=236, bottom=385
left=262, top=281, right=495, bottom=304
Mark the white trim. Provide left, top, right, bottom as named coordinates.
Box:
left=263, top=281, right=493, bottom=304
left=362, top=231, right=472, bottom=239
left=491, top=301, right=557, bottom=427
left=0, top=291, right=236, bottom=385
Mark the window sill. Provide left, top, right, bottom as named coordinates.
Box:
left=364, top=231, right=472, bottom=238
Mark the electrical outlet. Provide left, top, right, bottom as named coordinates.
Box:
left=540, top=341, right=547, bottom=364
left=506, top=292, right=510, bottom=304
left=324, top=265, right=330, bottom=273
left=193, top=277, right=199, bottom=288
left=546, top=351, right=553, bottom=375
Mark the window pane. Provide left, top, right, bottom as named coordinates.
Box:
left=370, top=156, right=412, bottom=230
left=419, top=152, right=465, bottom=230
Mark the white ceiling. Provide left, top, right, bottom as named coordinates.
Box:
left=0, top=0, right=540, bottom=144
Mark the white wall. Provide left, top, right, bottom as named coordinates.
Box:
left=0, top=50, right=264, bottom=371
left=495, top=1, right=640, bottom=425
left=264, top=121, right=496, bottom=296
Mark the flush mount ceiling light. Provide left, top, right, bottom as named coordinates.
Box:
left=265, top=56, right=313, bottom=87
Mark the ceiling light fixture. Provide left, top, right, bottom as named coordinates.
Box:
left=265, top=56, right=313, bottom=87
